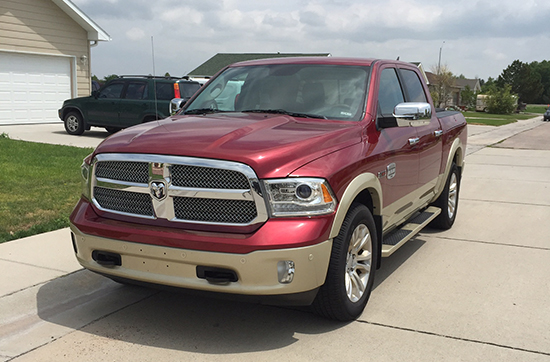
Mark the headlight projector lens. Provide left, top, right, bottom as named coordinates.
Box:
left=296, top=184, right=313, bottom=200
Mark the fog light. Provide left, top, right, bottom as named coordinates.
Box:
left=277, top=260, right=295, bottom=284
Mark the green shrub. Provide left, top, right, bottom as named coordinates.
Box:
left=486, top=85, right=517, bottom=114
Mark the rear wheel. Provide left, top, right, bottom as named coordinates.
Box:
left=431, top=163, right=460, bottom=229
left=105, top=127, right=121, bottom=134
left=64, top=111, right=85, bottom=135
left=312, top=203, right=378, bottom=321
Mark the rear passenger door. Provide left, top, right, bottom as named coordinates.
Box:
left=118, top=81, right=149, bottom=127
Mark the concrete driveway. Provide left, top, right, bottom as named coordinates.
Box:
left=1, top=119, right=550, bottom=361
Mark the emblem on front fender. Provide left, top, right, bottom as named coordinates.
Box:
left=150, top=181, right=167, bottom=201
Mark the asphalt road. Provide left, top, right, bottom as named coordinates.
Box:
left=1, top=118, right=549, bottom=361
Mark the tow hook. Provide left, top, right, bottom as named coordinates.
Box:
left=92, top=250, right=122, bottom=266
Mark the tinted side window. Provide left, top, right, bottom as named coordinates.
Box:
left=378, top=68, right=404, bottom=115
left=400, top=69, right=427, bottom=103
left=99, top=82, right=124, bottom=99
left=179, top=83, right=201, bottom=98
left=124, top=82, right=148, bottom=100
left=155, top=83, right=175, bottom=100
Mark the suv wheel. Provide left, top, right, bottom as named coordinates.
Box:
left=64, top=111, right=85, bottom=135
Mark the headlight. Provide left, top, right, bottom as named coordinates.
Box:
left=263, top=178, right=337, bottom=217
left=80, top=154, right=92, bottom=200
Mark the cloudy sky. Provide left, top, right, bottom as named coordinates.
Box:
left=72, top=0, right=550, bottom=81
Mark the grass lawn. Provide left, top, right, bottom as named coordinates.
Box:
left=525, top=104, right=549, bottom=114
left=0, top=134, right=93, bottom=243
left=463, top=111, right=539, bottom=126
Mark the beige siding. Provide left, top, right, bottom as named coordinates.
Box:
left=0, top=0, right=91, bottom=96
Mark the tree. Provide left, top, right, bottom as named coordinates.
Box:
left=102, top=74, right=119, bottom=83
left=460, top=85, right=476, bottom=110
left=485, top=84, right=516, bottom=114
left=430, top=64, right=455, bottom=107
left=530, top=60, right=550, bottom=103
left=497, top=60, right=543, bottom=103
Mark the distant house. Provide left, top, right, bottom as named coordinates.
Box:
left=425, top=71, right=481, bottom=107
left=0, top=0, right=110, bottom=125
left=188, top=53, right=332, bottom=79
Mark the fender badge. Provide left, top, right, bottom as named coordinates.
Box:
left=387, top=163, right=396, bottom=180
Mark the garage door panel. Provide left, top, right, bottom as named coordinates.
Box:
left=0, top=52, right=72, bottom=125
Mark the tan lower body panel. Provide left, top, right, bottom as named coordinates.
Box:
left=71, top=225, right=332, bottom=296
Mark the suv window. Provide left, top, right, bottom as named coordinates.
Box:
left=99, top=82, right=124, bottom=99
left=155, top=82, right=175, bottom=100
left=378, top=68, right=404, bottom=116
left=400, top=69, right=427, bottom=103
left=125, top=82, right=148, bottom=100
left=179, top=82, right=201, bottom=98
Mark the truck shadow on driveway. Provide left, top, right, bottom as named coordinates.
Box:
left=34, top=237, right=426, bottom=354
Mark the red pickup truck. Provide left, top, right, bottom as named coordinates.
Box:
left=70, top=57, right=467, bottom=321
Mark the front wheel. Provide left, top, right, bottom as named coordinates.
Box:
left=64, top=111, right=85, bottom=135
left=312, top=203, right=378, bottom=321
left=430, top=163, right=460, bottom=229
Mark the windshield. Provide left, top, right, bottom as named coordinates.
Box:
left=184, top=64, right=370, bottom=121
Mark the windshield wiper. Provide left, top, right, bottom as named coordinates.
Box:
left=242, top=109, right=327, bottom=120
left=184, top=108, right=221, bottom=115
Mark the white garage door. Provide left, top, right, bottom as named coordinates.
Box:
left=0, top=52, right=72, bottom=125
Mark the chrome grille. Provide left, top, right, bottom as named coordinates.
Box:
left=171, top=165, right=249, bottom=189
left=91, top=154, right=267, bottom=226
left=95, top=161, right=149, bottom=184
left=174, top=197, right=257, bottom=224
left=94, top=187, right=154, bottom=216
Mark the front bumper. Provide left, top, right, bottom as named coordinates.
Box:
left=70, top=224, right=332, bottom=301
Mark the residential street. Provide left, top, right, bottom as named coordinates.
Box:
left=1, top=118, right=549, bottom=361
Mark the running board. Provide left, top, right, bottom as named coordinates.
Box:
left=381, top=206, right=441, bottom=257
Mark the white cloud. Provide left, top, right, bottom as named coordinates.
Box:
left=125, top=27, right=146, bottom=41
left=73, top=0, right=550, bottom=80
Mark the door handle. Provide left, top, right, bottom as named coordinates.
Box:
left=409, top=137, right=420, bottom=146
left=434, top=130, right=443, bottom=137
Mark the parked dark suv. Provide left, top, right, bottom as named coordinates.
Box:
left=59, top=76, right=201, bottom=135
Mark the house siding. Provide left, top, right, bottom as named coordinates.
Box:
left=0, top=0, right=91, bottom=96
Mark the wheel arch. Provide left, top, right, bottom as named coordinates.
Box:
left=330, top=173, right=382, bottom=240
left=434, top=138, right=465, bottom=199
left=61, top=106, right=84, bottom=122
left=329, top=172, right=383, bottom=269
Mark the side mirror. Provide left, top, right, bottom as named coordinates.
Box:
left=92, top=90, right=99, bottom=98
left=170, top=98, right=186, bottom=115
left=393, top=102, right=432, bottom=127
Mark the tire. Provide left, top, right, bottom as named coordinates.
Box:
left=64, top=111, right=85, bottom=135
left=312, top=203, right=378, bottom=321
left=430, top=163, right=460, bottom=230
left=105, top=127, right=121, bottom=134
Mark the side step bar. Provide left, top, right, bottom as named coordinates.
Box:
left=381, top=206, right=441, bottom=257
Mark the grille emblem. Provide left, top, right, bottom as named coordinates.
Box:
left=150, top=181, right=167, bottom=201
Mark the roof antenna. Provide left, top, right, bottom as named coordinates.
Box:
left=151, top=36, right=158, bottom=121
left=396, top=56, right=400, bottom=61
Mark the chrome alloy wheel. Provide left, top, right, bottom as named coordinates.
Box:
left=447, top=172, right=458, bottom=219
left=66, top=115, right=80, bottom=133
left=345, top=224, right=373, bottom=303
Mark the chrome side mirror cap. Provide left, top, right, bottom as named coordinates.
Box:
left=393, top=102, right=432, bottom=127
left=170, top=98, right=186, bottom=115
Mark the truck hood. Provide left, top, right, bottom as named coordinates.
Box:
left=94, top=112, right=362, bottom=178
